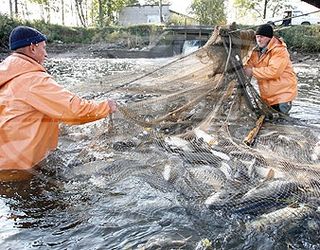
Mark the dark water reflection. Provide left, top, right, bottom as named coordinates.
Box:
left=1, top=57, right=320, bottom=249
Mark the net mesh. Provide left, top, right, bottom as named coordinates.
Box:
left=66, top=25, right=320, bottom=231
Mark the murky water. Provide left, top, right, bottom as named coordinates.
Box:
left=291, top=62, right=320, bottom=126
left=1, top=55, right=320, bottom=249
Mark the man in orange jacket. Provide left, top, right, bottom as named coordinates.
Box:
left=0, top=26, right=117, bottom=170
left=243, top=24, right=297, bottom=114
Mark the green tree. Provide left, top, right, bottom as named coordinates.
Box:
left=191, top=0, right=226, bottom=25
left=13, top=0, right=18, bottom=17
left=9, top=0, right=14, bottom=17
left=91, top=0, right=138, bottom=27
left=74, top=0, right=88, bottom=27
left=234, top=0, right=292, bottom=19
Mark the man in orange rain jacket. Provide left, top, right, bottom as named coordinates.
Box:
left=243, top=24, right=297, bottom=114
left=0, top=26, right=117, bottom=170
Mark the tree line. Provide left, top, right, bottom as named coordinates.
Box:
left=6, top=0, right=292, bottom=27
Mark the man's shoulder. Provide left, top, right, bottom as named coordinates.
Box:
left=269, top=37, right=288, bottom=49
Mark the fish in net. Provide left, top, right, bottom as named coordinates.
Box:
left=65, top=23, right=320, bottom=235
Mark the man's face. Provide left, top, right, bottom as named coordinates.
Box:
left=255, top=35, right=271, bottom=48
left=31, top=41, right=47, bottom=65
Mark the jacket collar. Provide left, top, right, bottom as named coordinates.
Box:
left=252, top=36, right=286, bottom=60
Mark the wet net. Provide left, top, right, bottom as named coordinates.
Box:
left=66, top=24, right=320, bottom=235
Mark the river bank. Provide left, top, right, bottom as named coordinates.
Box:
left=1, top=41, right=319, bottom=61
left=0, top=41, right=174, bottom=61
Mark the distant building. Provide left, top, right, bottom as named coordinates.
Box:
left=118, top=4, right=198, bottom=26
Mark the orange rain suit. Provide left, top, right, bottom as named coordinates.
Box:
left=244, top=36, right=297, bottom=106
left=0, top=53, right=112, bottom=170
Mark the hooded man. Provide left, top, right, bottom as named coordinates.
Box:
left=243, top=24, right=297, bottom=114
left=0, top=26, right=117, bottom=170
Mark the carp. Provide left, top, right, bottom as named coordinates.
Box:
left=233, top=180, right=304, bottom=215
left=164, top=135, right=192, bottom=152
left=189, top=165, right=227, bottom=190
left=142, top=235, right=191, bottom=249
left=246, top=204, right=316, bottom=232
left=180, top=151, right=227, bottom=165
left=194, top=127, right=218, bottom=146
left=204, top=190, right=230, bottom=207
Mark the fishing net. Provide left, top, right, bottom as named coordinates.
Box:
left=65, top=24, right=320, bottom=234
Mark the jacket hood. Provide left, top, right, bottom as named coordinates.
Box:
left=267, top=36, right=286, bottom=51
left=0, top=52, right=46, bottom=88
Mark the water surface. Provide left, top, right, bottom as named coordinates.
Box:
left=1, top=56, right=320, bottom=249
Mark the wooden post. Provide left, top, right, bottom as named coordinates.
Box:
left=243, top=115, right=265, bottom=146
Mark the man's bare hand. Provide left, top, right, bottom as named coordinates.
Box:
left=244, top=67, right=253, bottom=77
left=107, top=99, right=117, bottom=113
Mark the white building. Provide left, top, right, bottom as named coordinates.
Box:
left=118, top=4, right=171, bottom=26
left=118, top=4, right=197, bottom=26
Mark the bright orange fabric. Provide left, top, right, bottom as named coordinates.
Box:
left=244, top=36, right=297, bottom=106
left=0, top=53, right=112, bottom=170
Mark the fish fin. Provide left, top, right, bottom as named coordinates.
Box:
left=265, top=168, right=275, bottom=181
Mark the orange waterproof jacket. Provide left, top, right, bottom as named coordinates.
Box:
left=0, top=53, right=112, bottom=170
left=244, top=36, right=297, bottom=106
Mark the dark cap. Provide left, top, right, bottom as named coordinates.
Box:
left=9, top=26, right=47, bottom=50
left=256, top=24, right=273, bottom=38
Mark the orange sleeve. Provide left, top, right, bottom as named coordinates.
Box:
left=243, top=48, right=256, bottom=68
left=26, top=75, right=111, bottom=124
